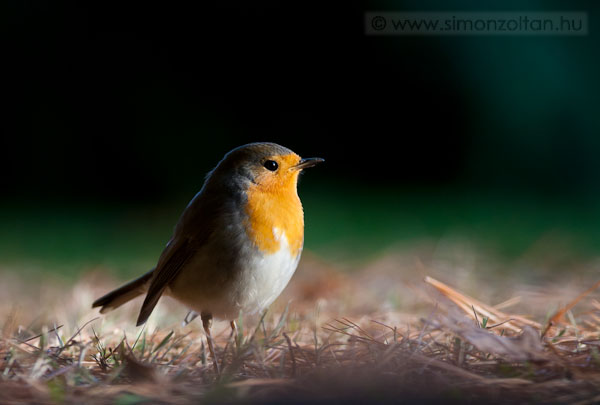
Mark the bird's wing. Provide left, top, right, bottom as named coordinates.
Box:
left=136, top=237, right=197, bottom=326
left=135, top=185, right=225, bottom=326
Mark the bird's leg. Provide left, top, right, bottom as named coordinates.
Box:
left=230, top=320, right=238, bottom=348
left=201, top=312, right=220, bottom=374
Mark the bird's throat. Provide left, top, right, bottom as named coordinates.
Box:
left=244, top=182, right=304, bottom=257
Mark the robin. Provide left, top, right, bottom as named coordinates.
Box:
left=92, top=142, right=323, bottom=372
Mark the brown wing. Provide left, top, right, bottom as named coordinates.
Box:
left=135, top=179, right=225, bottom=326
left=136, top=238, right=196, bottom=326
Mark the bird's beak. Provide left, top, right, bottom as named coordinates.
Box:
left=293, top=157, right=325, bottom=171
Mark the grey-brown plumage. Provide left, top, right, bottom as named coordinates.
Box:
left=92, top=143, right=320, bottom=326
left=92, top=269, right=154, bottom=314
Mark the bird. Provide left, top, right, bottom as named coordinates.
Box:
left=92, top=142, right=324, bottom=372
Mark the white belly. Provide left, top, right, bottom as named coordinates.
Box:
left=236, top=231, right=301, bottom=315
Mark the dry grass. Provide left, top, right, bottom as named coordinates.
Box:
left=2, top=252, right=600, bottom=404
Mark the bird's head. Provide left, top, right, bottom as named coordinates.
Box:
left=215, top=142, right=324, bottom=194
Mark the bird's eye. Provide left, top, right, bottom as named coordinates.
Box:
left=263, top=160, right=278, bottom=171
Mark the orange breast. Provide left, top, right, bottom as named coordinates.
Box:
left=244, top=163, right=304, bottom=257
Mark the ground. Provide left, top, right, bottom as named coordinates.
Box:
left=1, top=249, right=600, bottom=404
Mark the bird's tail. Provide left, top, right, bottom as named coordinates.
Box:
left=92, top=269, right=154, bottom=314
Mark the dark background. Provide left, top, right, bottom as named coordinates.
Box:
left=2, top=0, right=600, bottom=275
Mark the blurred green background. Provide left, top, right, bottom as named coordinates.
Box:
left=2, top=0, right=600, bottom=279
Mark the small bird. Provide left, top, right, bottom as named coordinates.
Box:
left=92, top=142, right=323, bottom=371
